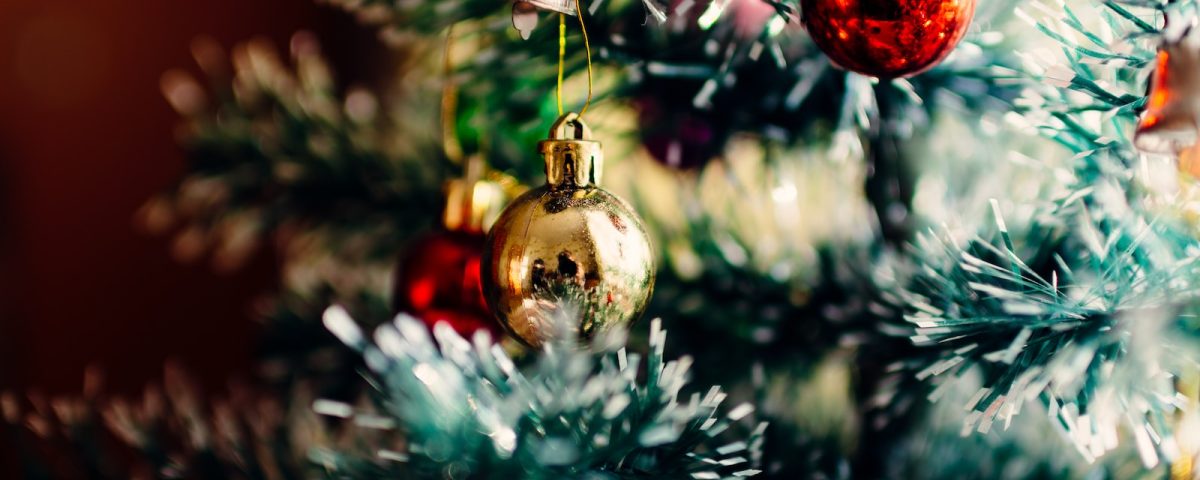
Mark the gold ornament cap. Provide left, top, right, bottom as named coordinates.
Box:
left=524, top=0, right=576, bottom=15
left=442, top=155, right=506, bottom=234
left=512, top=0, right=575, bottom=39
left=538, top=112, right=604, bottom=188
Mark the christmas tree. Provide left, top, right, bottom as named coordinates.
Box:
left=7, top=0, right=1200, bottom=478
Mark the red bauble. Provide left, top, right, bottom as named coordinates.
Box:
left=800, top=0, right=976, bottom=78
left=394, top=231, right=497, bottom=337
left=637, top=97, right=722, bottom=170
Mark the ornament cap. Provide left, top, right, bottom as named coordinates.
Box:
left=538, top=113, right=603, bottom=189
left=512, top=1, right=576, bottom=40
left=516, top=0, right=576, bottom=15
left=443, top=155, right=506, bottom=233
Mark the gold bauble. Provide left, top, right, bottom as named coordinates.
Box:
left=482, top=113, right=655, bottom=348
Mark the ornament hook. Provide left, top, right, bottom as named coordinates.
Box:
left=549, top=111, right=592, bottom=140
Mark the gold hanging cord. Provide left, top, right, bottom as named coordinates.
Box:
left=555, top=0, right=594, bottom=119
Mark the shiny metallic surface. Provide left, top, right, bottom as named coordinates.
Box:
left=801, top=0, right=976, bottom=78
left=441, top=155, right=508, bottom=234
left=482, top=114, right=655, bottom=348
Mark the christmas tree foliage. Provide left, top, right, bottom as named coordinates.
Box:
left=11, top=0, right=1200, bottom=478
left=316, top=309, right=764, bottom=478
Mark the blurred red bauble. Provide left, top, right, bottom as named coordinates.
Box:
left=394, top=230, right=496, bottom=336
left=637, top=97, right=722, bottom=170
left=800, top=0, right=976, bottom=78
left=393, top=168, right=508, bottom=337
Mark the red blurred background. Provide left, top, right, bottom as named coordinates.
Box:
left=0, top=0, right=387, bottom=401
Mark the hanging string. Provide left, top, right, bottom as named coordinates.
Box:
left=556, top=14, right=566, bottom=116
left=574, top=0, right=593, bottom=117
left=442, top=25, right=463, bottom=164
left=554, top=1, right=594, bottom=119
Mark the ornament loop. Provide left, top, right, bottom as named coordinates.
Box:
left=549, top=111, right=592, bottom=139
left=539, top=113, right=603, bottom=188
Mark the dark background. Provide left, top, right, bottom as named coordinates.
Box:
left=0, top=0, right=387, bottom=403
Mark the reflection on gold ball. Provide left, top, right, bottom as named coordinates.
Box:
left=481, top=113, right=655, bottom=348
left=482, top=185, right=655, bottom=348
